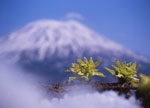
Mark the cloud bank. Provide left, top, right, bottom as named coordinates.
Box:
left=0, top=63, right=140, bottom=108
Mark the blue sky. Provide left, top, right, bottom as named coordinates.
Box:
left=0, top=0, right=149, bottom=57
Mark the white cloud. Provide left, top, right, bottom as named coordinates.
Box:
left=65, top=12, right=84, bottom=20
left=0, top=63, right=140, bottom=108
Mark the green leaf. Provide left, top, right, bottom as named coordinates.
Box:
left=137, top=65, right=141, bottom=71
left=66, top=70, right=70, bottom=72
left=104, top=67, right=116, bottom=75
left=93, top=72, right=106, bottom=78
left=89, top=57, right=94, bottom=64
left=112, top=65, right=120, bottom=73
left=131, top=62, right=136, bottom=70
left=84, top=57, right=89, bottom=64
left=116, top=60, right=120, bottom=67
left=81, top=76, right=89, bottom=81
left=68, top=77, right=78, bottom=83
left=94, top=69, right=99, bottom=72
left=116, top=74, right=123, bottom=78
left=122, top=61, right=126, bottom=68
left=78, top=71, right=84, bottom=76
left=95, top=60, right=101, bottom=66
left=77, top=59, right=85, bottom=65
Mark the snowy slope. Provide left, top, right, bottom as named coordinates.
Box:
left=0, top=19, right=149, bottom=83
left=0, top=19, right=148, bottom=63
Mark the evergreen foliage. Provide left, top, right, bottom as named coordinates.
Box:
left=104, top=60, right=140, bottom=84
left=66, top=57, right=105, bottom=83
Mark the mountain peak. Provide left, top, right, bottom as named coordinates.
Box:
left=0, top=19, right=149, bottom=62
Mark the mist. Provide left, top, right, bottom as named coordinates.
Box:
left=0, top=63, right=140, bottom=108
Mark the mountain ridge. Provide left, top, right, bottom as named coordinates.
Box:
left=0, top=19, right=149, bottom=83
left=0, top=19, right=149, bottom=63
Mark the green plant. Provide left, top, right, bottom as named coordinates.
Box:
left=66, top=57, right=105, bottom=83
left=133, top=74, right=150, bottom=92
left=104, top=60, right=140, bottom=84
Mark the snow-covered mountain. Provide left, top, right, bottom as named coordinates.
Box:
left=0, top=19, right=149, bottom=82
